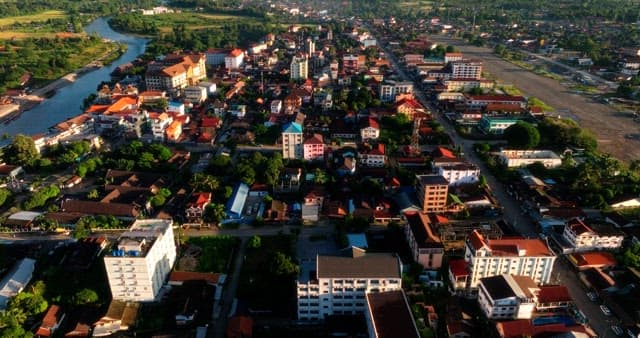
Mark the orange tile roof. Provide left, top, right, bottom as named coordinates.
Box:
left=106, top=96, right=137, bottom=114
left=537, top=285, right=572, bottom=303
left=85, top=104, right=110, bottom=114
left=468, top=230, right=486, bottom=250
left=488, top=237, right=554, bottom=256
left=229, top=48, right=244, bottom=57
left=570, top=252, right=617, bottom=267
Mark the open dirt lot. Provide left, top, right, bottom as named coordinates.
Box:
left=430, top=35, right=640, bottom=163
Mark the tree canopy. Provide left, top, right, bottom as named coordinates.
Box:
left=504, top=121, right=540, bottom=149
left=3, top=134, right=40, bottom=167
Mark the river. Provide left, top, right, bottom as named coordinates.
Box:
left=0, top=18, right=147, bottom=137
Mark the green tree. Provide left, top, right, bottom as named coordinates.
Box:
left=190, top=173, right=220, bottom=192
left=269, top=252, right=299, bottom=276
left=0, top=188, right=11, bottom=207
left=313, top=168, right=329, bottom=184
left=3, top=134, right=40, bottom=167
left=204, top=203, right=226, bottom=224
left=620, top=243, right=640, bottom=268
left=504, top=122, right=540, bottom=149
left=248, top=235, right=262, bottom=249
left=73, top=288, right=99, bottom=306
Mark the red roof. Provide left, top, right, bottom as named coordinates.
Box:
left=497, top=319, right=588, bottom=338
left=435, top=147, right=456, bottom=159
left=363, top=118, right=380, bottom=130
left=449, top=259, right=468, bottom=277
left=227, top=316, right=253, bottom=338
left=169, top=271, right=222, bottom=285
left=202, top=117, right=222, bottom=128
left=566, top=218, right=593, bottom=235
left=570, top=252, right=617, bottom=268
left=537, top=286, right=572, bottom=303
left=467, top=94, right=525, bottom=102
left=468, top=230, right=486, bottom=250
left=36, top=305, right=63, bottom=337
left=229, top=48, right=244, bottom=57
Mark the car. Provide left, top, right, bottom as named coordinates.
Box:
left=600, top=305, right=613, bottom=316
left=611, top=325, right=624, bottom=336
left=586, top=292, right=598, bottom=302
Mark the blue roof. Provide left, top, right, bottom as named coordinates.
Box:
left=347, top=234, right=368, bottom=249
left=282, top=122, right=302, bottom=133
left=225, top=183, right=249, bottom=219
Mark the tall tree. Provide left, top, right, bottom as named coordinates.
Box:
left=3, top=134, right=40, bottom=167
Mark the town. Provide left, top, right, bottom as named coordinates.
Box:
left=1, top=1, right=640, bottom=338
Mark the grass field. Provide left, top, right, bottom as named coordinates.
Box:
left=152, top=12, right=257, bottom=33
left=0, top=10, right=66, bottom=26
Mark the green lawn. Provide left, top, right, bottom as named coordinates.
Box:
left=0, top=10, right=66, bottom=26
left=184, top=235, right=239, bottom=273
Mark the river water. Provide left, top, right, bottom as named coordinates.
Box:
left=0, top=18, right=148, bottom=137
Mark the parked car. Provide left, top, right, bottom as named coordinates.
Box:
left=600, top=305, right=612, bottom=316
left=611, top=325, right=623, bottom=336
left=586, top=292, right=598, bottom=302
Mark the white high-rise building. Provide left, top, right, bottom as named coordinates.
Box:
left=450, top=59, right=483, bottom=79
left=296, top=248, right=402, bottom=321
left=282, top=122, right=304, bottom=159
left=464, top=230, right=556, bottom=289
left=104, top=219, right=177, bottom=302
left=379, top=80, right=414, bottom=102
left=290, top=55, right=309, bottom=80
left=304, top=38, right=315, bottom=56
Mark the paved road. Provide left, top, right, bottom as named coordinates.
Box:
left=211, top=237, right=247, bottom=338
left=428, top=34, right=640, bottom=163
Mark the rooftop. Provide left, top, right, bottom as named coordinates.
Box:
left=316, top=248, right=401, bottom=279
left=468, top=230, right=554, bottom=257
left=107, top=219, right=172, bottom=258
left=366, top=291, right=420, bottom=338
left=405, top=212, right=443, bottom=248
left=416, top=174, right=449, bottom=186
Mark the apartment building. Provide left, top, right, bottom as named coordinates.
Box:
left=365, top=290, right=420, bottom=338
left=296, top=248, right=402, bottom=320
left=562, top=218, right=624, bottom=252
left=103, top=219, right=177, bottom=301
left=360, top=118, right=380, bottom=141
left=225, top=49, right=245, bottom=69
left=282, top=122, right=304, bottom=159
left=151, top=113, right=173, bottom=141
left=415, top=174, right=449, bottom=213
left=290, top=55, right=309, bottom=80
left=464, top=230, right=556, bottom=289
left=450, top=60, right=483, bottom=79
left=379, top=81, right=414, bottom=102
left=478, top=275, right=538, bottom=320
left=303, top=133, right=325, bottom=161
left=498, top=150, right=562, bottom=168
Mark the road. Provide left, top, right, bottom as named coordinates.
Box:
left=369, top=26, right=611, bottom=336
left=211, top=237, right=247, bottom=338
left=428, top=34, right=640, bottom=163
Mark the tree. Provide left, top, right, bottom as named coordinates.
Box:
left=204, top=203, right=226, bottom=224
left=620, top=243, right=640, bottom=268
left=269, top=252, right=299, bottom=276
left=190, top=173, right=220, bottom=192
left=3, top=134, right=40, bottom=167
left=248, top=235, right=262, bottom=249
left=313, top=168, right=329, bottom=184
left=504, top=122, right=540, bottom=149
left=0, top=188, right=10, bottom=207
left=73, top=288, right=99, bottom=306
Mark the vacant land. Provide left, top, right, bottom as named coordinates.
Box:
left=0, top=10, right=66, bottom=26
left=151, top=12, right=259, bottom=33
left=431, top=34, right=640, bottom=163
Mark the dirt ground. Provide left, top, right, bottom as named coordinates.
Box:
left=429, top=35, right=640, bottom=163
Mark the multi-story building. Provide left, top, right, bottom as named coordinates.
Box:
left=145, top=53, right=206, bottom=92
left=497, top=150, right=562, bottom=168
left=290, top=55, right=309, bottom=80
left=296, top=248, right=402, bottom=320
left=444, top=52, right=464, bottom=64
left=450, top=60, right=483, bottom=79
left=360, top=118, right=380, bottom=141
left=303, top=133, right=325, bottom=161
left=436, top=163, right=480, bottom=186
left=415, top=174, right=449, bottom=213
left=478, top=275, right=538, bottom=320
left=379, top=81, right=414, bottom=103
left=151, top=113, right=173, bottom=141
left=342, top=54, right=360, bottom=72
left=478, top=116, right=521, bottom=135
left=183, top=85, right=207, bottom=103
left=465, top=94, right=526, bottom=110
left=225, top=49, right=244, bottom=70
left=304, top=38, right=315, bottom=56
left=464, top=230, right=556, bottom=289
left=204, top=48, right=231, bottom=66
left=282, top=122, right=304, bottom=159
left=359, top=144, right=386, bottom=167
left=562, top=218, right=624, bottom=252
left=404, top=212, right=444, bottom=269
left=365, top=290, right=420, bottom=338
left=103, top=219, right=177, bottom=301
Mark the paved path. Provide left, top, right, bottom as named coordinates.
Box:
left=211, top=237, right=247, bottom=338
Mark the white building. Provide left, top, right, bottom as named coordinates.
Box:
left=151, top=113, right=173, bottom=141
left=183, top=86, right=207, bottom=103
left=104, top=219, right=177, bottom=302
left=282, top=122, right=304, bottom=159
left=198, top=81, right=217, bottom=95
left=296, top=248, right=402, bottom=320
left=290, top=56, right=309, bottom=80
left=270, top=100, right=283, bottom=114
left=478, top=275, right=538, bottom=320
left=436, top=163, right=480, bottom=186
left=450, top=59, right=483, bottom=79
left=360, top=118, right=380, bottom=141
left=0, top=258, right=36, bottom=310
left=562, top=218, right=624, bottom=252
left=379, top=80, right=414, bottom=102
left=498, top=150, right=562, bottom=168
left=225, top=49, right=244, bottom=70
left=464, top=230, right=556, bottom=289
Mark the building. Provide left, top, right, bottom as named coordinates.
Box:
left=451, top=60, right=483, bottom=79
left=359, top=144, right=386, bottom=167
left=145, top=53, right=206, bottom=92
left=225, top=49, right=245, bottom=69
left=465, top=95, right=526, bottom=110
left=183, top=85, right=207, bottom=103
left=296, top=248, right=402, bottom=320
left=477, top=275, right=538, bottom=320
left=415, top=174, right=449, bottom=213
left=290, top=55, right=309, bottom=80
left=282, top=122, right=304, bottom=159
left=303, top=133, right=325, bottom=161
left=498, top=150, right=562, bottom=168
left=436, top=163, right=480, bottom=186
left=0, top=258, right=36, bottom=310
left=35, top=305, right=65, bottom=337
left=478, top=116, right=521, bottom=134
left=151, top=113, right=173, bottom=141
left=404, top=212, right=444, bottom=269
left=270, top=100, right=283, bottom=114
left=562, top=218, right=624, bottom=252
left=379, top=81, right=414, bottom=102
left=225, top=183, right=249, bottom=219
left=103, top=219, right=177, bottom=301
left=464, top=230, right=556, bottom=289
left=449, top=259, right=470, bottom=291
left=360, top=118, right=380, bottom=141
left=365, top=290, right=420, bottom=338
left=205, top=48, right=230, bottom=66
left=304, top=38, right=315, bottom=56
left=536, top=285, right=572, bottom=312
